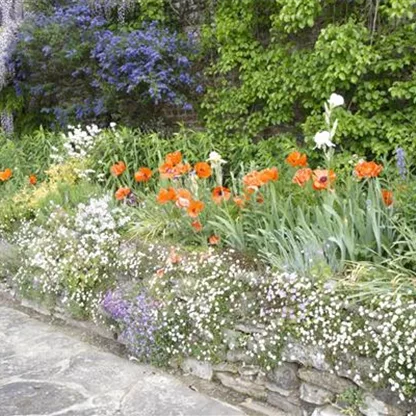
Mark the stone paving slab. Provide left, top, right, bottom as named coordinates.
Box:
left=0, top=306, right=245, bottom=416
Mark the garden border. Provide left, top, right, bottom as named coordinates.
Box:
left=0, top=281, right=412, bottom=416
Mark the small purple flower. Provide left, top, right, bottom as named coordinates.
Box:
left=396, top=147, right=407, bottom=180
left=101, top=289, right=160, bottom=360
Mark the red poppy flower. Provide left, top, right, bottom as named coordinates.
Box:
left=292, top=168, right=312, bottom=187
left=187, top=200, right=205, bottom=218
left=194, top=162, right=212, bottom=179
left=165, top=151, right=182, bottom=166
left=382, top=189, right=393, bottom=206
left=286, top=151, right=308, bottom=167
left=110, top=161, right=126, bottom=176
left=209, top=235, right=220, bottom=245
left=212, top=186, right=231, bottom=204
left=115, top=187, right=131, bottom=200
left=134, top=167, right=152, bottom=182
left=29, top=175, right=37, bottom=185
left=312, top=169, right=336, bottom=191
left=192, top=220, right=203, bottom=232
left=175, top=188, right=192, bottom=208
left=157, top=187, right=177, bottom=204
left=0, top=168, right=12, bottom=181
left=354, top=161, right=383, bottom=178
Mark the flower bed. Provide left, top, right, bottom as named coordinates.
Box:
left=0, top=94, right=415, bottom=415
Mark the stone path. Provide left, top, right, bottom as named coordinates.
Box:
left=0, top=306, right=245, bottom=416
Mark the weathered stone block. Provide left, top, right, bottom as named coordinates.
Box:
left=216, top=372, right=266, bottom=399
left=241, top=399, right=288, bottom=416
left=265, top=382, right=293, bottom=397
left=268, top=362, right=300, bottom=392
left=300, top=382, right=334, bottom=405
left=267, top=391, right=306, bottom=416
left=238, top=365, right=260, bottom=378
left=312, top=405, right=344, bottom=416
left=235, top=323, right=267, bottom=334
left=226, top=349, right=254, bottom=364
left=359, top=394, right=405, bottom=416
left=282, top=338, right=331, bottom=371
left=298, top=368, right=354, bottom=394
left=222, top=328, right=240, bottom=349
left=180, top=358, right=213, bottom=381
left=213, top=362, right=239, bottom=374
left=335, top=355, right=373, bottom=388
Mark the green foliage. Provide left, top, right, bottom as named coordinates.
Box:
left=202, top=1, right=416, bottom=156
left=336, top=387, right=364, bottom=416
left=89, top=126, right=295, bottom=191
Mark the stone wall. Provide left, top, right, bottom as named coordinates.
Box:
left=2, top=285, right=414, bottom=415
left=179, top=327, right=413, bottom=416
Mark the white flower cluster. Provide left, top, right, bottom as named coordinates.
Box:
left=51, top=124, right=102, bottom=163
left=298, top=290, right=416, bottom=403
left=12, top=196, right=138, bottom=315
left=150, top=250, right=416, bottom=403
left=150, top=249, right=256, bottom=360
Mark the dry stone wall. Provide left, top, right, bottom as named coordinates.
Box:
left=179, top=329, right=414, bottom=416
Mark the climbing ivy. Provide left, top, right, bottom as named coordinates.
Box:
left=202, top=0, right=416, bottom=156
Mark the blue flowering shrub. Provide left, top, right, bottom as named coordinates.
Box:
left=6, top=0, right=199, bottom=131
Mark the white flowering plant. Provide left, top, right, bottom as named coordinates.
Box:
left=11, top=196, right=138, bottom=316
left=141, top=246, right=416, bottom=405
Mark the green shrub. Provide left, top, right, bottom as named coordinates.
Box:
left=202, top=0, right=416, bottom=156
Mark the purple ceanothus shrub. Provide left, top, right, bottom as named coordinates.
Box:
left=10, top=0, right=200, bottom=127
left=101, top=289, right=160, bottom=360
left=92, top=23, right=198, bottom=106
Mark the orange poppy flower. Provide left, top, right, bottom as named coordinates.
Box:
left=115, top=187, right=131, bottom=200
left=165, top=151, right=182, bottom=166
left=134, top=167, right=152, bottom=182
left=175, top=188, right=192, bottom=208
left=312, top=170, right=336, bottom=191
left=382, top=189, right=393, bottom=206
left=259, top=167, right=279, bottom=183
left=0, top=168, right=12, bottom=182
left=156, top=268, right=165, bottom=277
left=209, top=235, right=220, bottom=245
left=243, top=171, right=263, bottom=191
left=187, top=200, right=205, bottom=218
left=29, top=175, right=37, bottom=185
left=194, top=162, right=212, bottom=179
left=159, top=161, right=176, bottom=179
left=212, top=186, right=231, bottom=204
left=286, top=151, right=308, bottom=167
left=176, top=163, right=191, bottom=175
left=168, top=247, right=181, bottom=265
left=233, top=196, right=246, bottom=208
left=292, top=168, right=312, bottom=187
left=191, top=220, right=203, bottom=232
left=157, top=187, right=177, bottom=204
left=110, top=161, right=126, bottom=177
left=354, top=161, right=383, bottom=179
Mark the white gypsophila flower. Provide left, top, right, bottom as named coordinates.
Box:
left=314, top=130, right=335, bottom=150
left=328, top=93, right=345, bottom=108
left=207, top=151, right=226, bottom=165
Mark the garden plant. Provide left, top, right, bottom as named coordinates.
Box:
left=0, top=1, right=415, bottom=415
